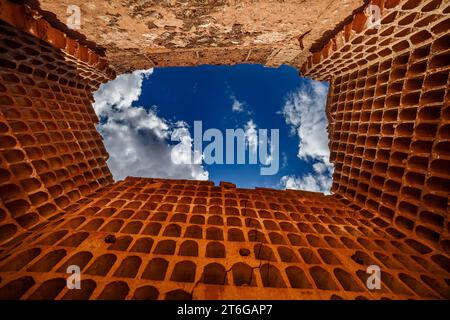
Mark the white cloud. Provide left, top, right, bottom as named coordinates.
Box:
left=282, top=80, right=330, bottom=163
left=243, top=119, right=278, bottom=171
left=280, top=172, right=332, bottom=194
left=93, top=69, right=209, bottom=181
left=279, top=79, right=333, bottom=194
left=244, top=119, right=258, bottom=153
left=281, top=152, right=288, bottom=169
left=231, top=95, right=245, bottom=113
left=93, top=69, right=153, bottom=116
left=170, top=122, right=204, bottom=169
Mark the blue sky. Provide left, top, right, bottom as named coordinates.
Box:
left=93, top=64, right=333, bottom=193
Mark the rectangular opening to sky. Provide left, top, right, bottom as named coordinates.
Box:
left=93, top=64, right=332, bottom=194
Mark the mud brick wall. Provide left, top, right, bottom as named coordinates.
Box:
left=34, top=0, right=368, bottom=73
left=302, top=0, right=450, bottom=253
left=0, top=0, right=115, bottom=251
left=0, top=177, right=448, bottom=300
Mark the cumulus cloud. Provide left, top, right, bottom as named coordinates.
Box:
left=280, top=172, right=332, bottom=194
left=93, top=69, right=209, bottom=181
left=279, top=79, right=333, bottom=194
